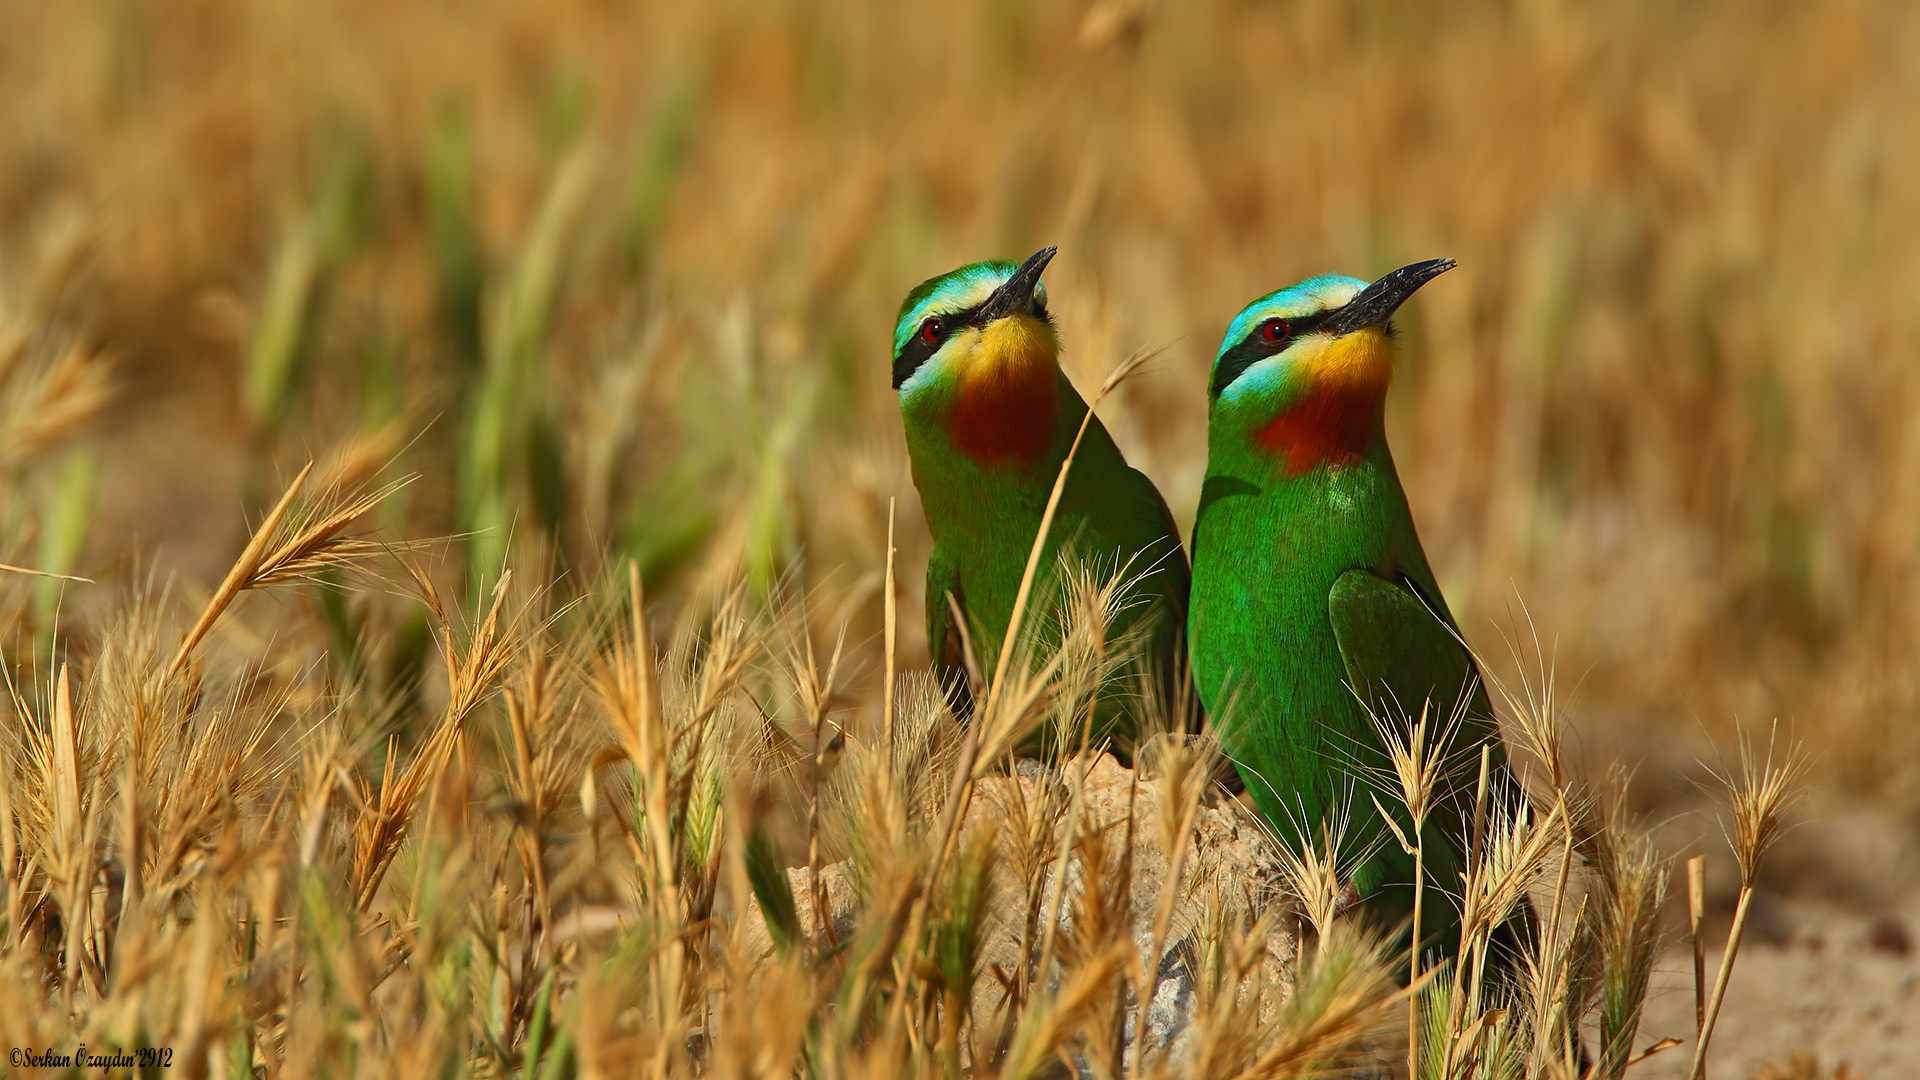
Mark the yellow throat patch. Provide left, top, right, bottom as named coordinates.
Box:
left=949, top=314, right=1060, bottom=468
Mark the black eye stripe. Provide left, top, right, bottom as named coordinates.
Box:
left=892, top=301, right=984, bottom=389
left=889, top=294, right=1056, bottom=390
left=1208, top=309, right=1333, bottom=397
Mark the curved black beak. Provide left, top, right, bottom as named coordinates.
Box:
left=1322, top=258, right=1455, bottom=336
left=980, top=245, right=1057, bottom=323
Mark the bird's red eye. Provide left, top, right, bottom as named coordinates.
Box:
left=921, top=317, right=946, bottom=344
left=1260, top=318, right=1289, bottom=345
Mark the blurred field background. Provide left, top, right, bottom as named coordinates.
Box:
left=2, top=0, right=1918, bottom=1072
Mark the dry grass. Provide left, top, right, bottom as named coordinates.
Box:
left=0, top=443, right=1798, bottom=1076
left=0, top=0, right=1879, bottom=1074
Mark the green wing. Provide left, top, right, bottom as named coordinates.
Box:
left=1082, top=435, right=1199, bottom=735
left=1132, top=470, right=1202, bottom=736
left=1329, top=568, right=1539, bottom=975
left=1328, top=569, right=1497, bottom=748
left=1328, top=569, right=1521, bottom=927
left=925, top=549, right=973, bottom=718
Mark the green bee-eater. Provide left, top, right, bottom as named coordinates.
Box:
left=893, top=246, right=1192, bottom=750
left=1190, top=259, right=1528, bottom=952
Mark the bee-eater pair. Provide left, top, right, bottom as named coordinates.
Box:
left=892, top=246, right=1523, bottom=958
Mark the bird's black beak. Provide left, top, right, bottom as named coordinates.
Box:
left=1322, top=258, right=1455, bottom=336
left=980, top=245, right=1057, bottom=323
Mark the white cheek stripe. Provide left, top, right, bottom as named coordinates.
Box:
left=1218, top=335, right=1328, bottom=405
left=898, top=328, right=983, bottom=396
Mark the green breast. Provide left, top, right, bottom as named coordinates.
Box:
left=1188, top=444, right=1433, bottom=857
left=907, top=378, right=1189, bottom=747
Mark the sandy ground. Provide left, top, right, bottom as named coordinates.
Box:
left=1627, top=787, right=1920, bottom=1078
left=1636, top=903, right=1920, bottom=1078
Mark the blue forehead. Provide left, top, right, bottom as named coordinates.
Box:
left=892, top=259, right=1019, bottom=355
left=1214, top=273, right=1367, bottom=363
